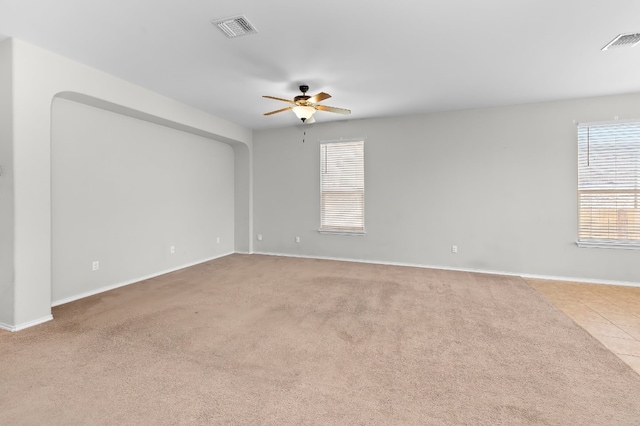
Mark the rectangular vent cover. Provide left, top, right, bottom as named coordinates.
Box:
left=213, top=15, right=257, bottom=38
left=602, top=33, right=640, bottom=50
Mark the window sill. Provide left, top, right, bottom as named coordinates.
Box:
left=575, top=240, right=640, bottom=250
left=319, top=230, right=366, bottom=236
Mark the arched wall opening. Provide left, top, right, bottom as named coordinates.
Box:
left=0, top=38, right=252, bottom=331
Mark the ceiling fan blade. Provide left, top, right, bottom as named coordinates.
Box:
left=262, top=95, right=295, bottom=104
left=264, top=106, right=293, bottom=116
left=308, top=92, right=331, bottom=104
left=316, top=105, right=351, bottom=115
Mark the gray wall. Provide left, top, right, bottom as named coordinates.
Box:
left=253, top=93, right=640, bottom=284
left=0, top=40, right=14, bottom=325
left=233, top=143, right=252, bottom=253
left=51, top=98, right=235, bottom=304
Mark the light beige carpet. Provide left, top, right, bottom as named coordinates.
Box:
left=2, top=254, right=640, bottom=425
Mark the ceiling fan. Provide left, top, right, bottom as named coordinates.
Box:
left=263, top=85, right=351, bottom=123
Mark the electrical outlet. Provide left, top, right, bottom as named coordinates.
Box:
left=451, top=245, right=458, bottom=254
left=92, top=261, right=99, bottom=271
left=170, top=245, right=175, bottom=254
left=216, top=237, right=220, bottom=244
left=295, top=236, right=301, bottom=243
left=257, top=234, right=263, bottom=241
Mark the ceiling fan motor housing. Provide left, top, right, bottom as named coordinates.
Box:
left=295, top=85, right=311, bottom=104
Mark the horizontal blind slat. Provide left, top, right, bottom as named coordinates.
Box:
left=320, top=141, right=365, bottom=232
left=578, top=122, right=640, bottom=242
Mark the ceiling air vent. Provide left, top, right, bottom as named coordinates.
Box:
left=601, top=32, right=640, bottom=51
left=212, top=15, right=257, bottom=38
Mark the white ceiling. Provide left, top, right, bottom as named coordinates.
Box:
left=2, top=0, right=640, bottom=130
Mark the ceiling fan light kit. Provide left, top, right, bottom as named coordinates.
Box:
left=263, top=85, right=351, bottom=123
left=293, top=106, right=316, bottom=122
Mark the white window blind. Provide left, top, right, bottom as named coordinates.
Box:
left=577, top=121, right=640, bottom=246
left=320, top=141, right=365, bottom=233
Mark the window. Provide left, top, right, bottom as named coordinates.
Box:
left=320, top=140, right=365, bottom=233
left=577, top=121, right=640, bottom=247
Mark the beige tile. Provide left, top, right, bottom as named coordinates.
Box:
left=583, top=302, right=631, bottom=317
left=527, top=278, right=640, bottom=360
left=581, top=322, right=635, bottom=340
left=562, top=309, right=611, bottom=325
left=604, top=290, right=640, bottom=300
left=616, top=296, right=640, bottom=303
left=596, top=336, right=640, bottom=357
left=599, top=313, right=640, bottom=328
left=571, top=294, right=603, bottom=304
left=616, top=354, right=640, bottom=375
left=547, top=294, right=586, bottom=303
left=607, top=301, right=640, bottom=315
left=595, top=305, right=622, bottom=314
left=618, top=325, right=640, bottom=341
left=550, top=300, right=588, bottom=312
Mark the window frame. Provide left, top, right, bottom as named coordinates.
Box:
left=318, top=139, right=366, bottom=235
left=576, top=119, right=640, bottom=250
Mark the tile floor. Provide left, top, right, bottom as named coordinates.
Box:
left=527, top=279, right=640, bottom=375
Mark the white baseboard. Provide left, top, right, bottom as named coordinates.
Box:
left=51, top=252, right=234, bottom=307
left=0, top=314, right=54, bottom=332
left=47, top=249, right=640, bottom=310
left=251, top=251, right=640, bottom=288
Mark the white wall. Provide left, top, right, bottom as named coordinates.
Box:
left=51, top=98, right=234, bottom=304
left=253, top=93, right=640, bottom=285
left=0, top=40, right=13, bottom=325
left=1, top=38, right=252, bottom=331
